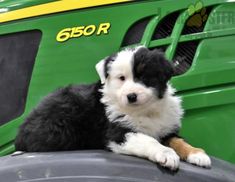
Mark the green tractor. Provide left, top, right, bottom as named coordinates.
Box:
left=0, top=0, right=235, bottom=181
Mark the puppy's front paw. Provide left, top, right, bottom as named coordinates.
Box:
left=153, top=147, right=180, bottom=170
left=187, top=152, right=211, bottom=168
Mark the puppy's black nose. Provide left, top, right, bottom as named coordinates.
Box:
left=127, top=93, right=137, bottom=103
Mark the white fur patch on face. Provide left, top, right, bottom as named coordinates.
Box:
left=119, top=81, right=155, bottom=106
left=101, top=48, right=157, bottom=110
left=108, top=132, right=180, bottom=170
left=187, top=152, right=211, bottom=168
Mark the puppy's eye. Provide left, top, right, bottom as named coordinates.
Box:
left=119, top=76, right=125, bottom=81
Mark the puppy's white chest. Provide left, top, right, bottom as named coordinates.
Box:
left=130, top=115, right=180, bottom=139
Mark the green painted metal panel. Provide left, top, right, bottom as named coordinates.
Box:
left=0, top=0, right=234, bottom=165
left=0, top=0, right=57, bottom=12
left=175, top=3, right=235, bottom=164
left=181, top=103, right=235, bottom=163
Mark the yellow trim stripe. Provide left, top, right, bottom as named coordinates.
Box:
left=0, top=0, right=132, bottom=23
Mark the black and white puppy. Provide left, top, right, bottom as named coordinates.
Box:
left=15, top=47, right=211, bottom=170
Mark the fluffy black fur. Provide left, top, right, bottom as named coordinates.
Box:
left=16, top=83, right=104, bottom=151
left=15, top=47, right=175, bottom=152
left=15, top=82, right=134, bottom=152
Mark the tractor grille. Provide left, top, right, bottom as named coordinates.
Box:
left=121, top=5, right=214, bottom=76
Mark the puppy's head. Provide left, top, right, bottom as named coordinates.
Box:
left=96, top=47, right=174, bottom=110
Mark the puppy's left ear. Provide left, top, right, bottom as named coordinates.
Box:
left=95, top=59, right=106, bottom=84
left=152, top=49, right=175, bottom=82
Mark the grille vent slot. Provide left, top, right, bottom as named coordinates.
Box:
left=152, top=11, right=180, bottom=40
left=182, top=6, right=213, bottom=35
left=173, top=41, right=200, bottom=76
left=121, top=17, right=152, bottom=47
left=150, top=45, right=168, bottom=52
left=0, top=30, right=42, bottom=125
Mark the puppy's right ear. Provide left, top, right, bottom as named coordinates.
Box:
left=96, top=54, right=116, bottom=84
left=95, top=59, right=106, bottom=84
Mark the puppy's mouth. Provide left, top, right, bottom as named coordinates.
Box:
left=127, top=102, right=140, bottom=106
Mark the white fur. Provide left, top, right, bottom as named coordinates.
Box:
left=100, top=48, right=183, bottom=139
left=103, top=85, right=183, bottom=139
left=187, top=152, right=211, bottom=168
left=95, top=58, right=106, bottom=84
left=108, top=132, right=180, bottom=170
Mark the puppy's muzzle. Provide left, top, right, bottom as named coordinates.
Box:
left=127, top=93, right=137, bottom=103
